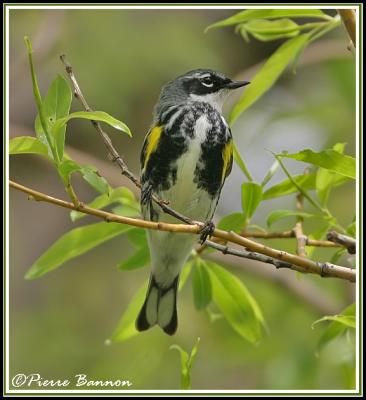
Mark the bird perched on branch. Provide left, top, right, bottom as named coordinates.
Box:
left=136, top=69, right=249, bottom=335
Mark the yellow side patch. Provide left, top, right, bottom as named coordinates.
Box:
left=143, top=126, right=163, bottom=171
left=221, top=140, right=233, bottom=183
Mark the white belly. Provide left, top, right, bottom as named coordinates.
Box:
left=157, top=114, right=214, bottom=223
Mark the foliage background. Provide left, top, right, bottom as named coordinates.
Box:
left=9, top=8, right=356, bottom=390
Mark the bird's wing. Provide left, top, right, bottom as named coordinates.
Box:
left=222, top=137, right=233, bottom=183
left=140, top=125, right=165, bottom=222
left=140, top=125, right=164, bottom=174
left=220, top=123, right=234, bottom=185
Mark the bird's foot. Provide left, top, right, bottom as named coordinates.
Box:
left=199, top=220, right=215, bottom=244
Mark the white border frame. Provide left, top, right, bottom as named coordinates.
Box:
left=5, top=3, right=362, bottom=395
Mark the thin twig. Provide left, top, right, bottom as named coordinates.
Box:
left=60, top=55, right=194, bottom=226
left=226, top=231, right=355, bottom=282
left=205, top=240, right=303, bottom=272
left=327, top=230, right=356, bottom=255
left=337, top=9, right=356, bottom=48
left=241, top=230, right=340, bottom=248
left=293, top=192, right=307, bottom=257
left=10, top=180, right=356, bottom=283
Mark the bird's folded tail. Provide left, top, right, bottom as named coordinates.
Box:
left=136, top=274, right=179, bottom=335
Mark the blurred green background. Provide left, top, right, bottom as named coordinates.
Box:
left=9, top=8, right=356, bottom=390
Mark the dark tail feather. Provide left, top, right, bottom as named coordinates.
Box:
left=135, top=274, right=179, bottom=335
left=159, top=275, right=179, bottom=335
left=136, top=275, right=159, bottom=332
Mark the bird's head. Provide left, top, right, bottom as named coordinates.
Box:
left=155, top=69, right=250, bottom=115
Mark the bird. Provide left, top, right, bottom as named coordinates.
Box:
left=135, top=69, right=250, bottom=335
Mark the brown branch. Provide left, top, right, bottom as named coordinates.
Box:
left=327, top=230, right=356, bottom=255
left=222, top=231, right=355, bottom=282
left=241, top=230, right=340, bottom=248
left=337, top=9, right=356, bottom=48
left=205, top=240, right=304, bottom=273
left=54, top=55, right=357, bottom=283
left=10, top=180, right=356, bottom=283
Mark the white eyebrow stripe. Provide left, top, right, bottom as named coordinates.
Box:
left=198, top=73, right=211, bottom=79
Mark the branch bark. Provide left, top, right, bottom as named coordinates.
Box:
left=327, top=230, right=356, bottom=254
left=10, top=180, right=356, bottom=283
left=337, top=9, right=356, bottom=48
left=241, top=230, right=340, bottom=248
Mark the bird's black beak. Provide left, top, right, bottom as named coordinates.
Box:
left=225, top=80, right=250, bottom=90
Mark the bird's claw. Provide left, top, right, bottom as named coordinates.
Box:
left=199, top=221, right=215, bottom=244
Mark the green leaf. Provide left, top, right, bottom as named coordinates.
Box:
left=316, top=143, right=349, bottom=206
left=43, top=75, right=73, bottom=160
left=58, top=159, right=81, bottom=182
left=80, top=165, right=110, bottom=194
left=206, top=9, right=331, bottom=31
left=313, top=303, right=356, bottom=353
left=246, top=224, right=267, bottom=233
left=208, top=262, right=263, bottom=343
left=25, top=36, right=59, bottom=162
left=170, top=345, right=189, bottom=389
left=230, top=34, right=311, bottom=124
left=244, top=18, right=300, bottom=34
left=330, top=248, right=347, bottom=264
left=170, top=337, right=200, bottom=390
left=263, top=173, right=316, bottom=199
left=58, top=159, right=110, bottom=194
left=110, top=280, right=148, bottom=343
left=33, top=75, right=72, bottom=160
left=34, top=115, right=54, bottom=158
left=43, top=75, right=72, bottom=124
left=118, top=246, right=150, bottom=270
left=261, top=159, right=280, bottom=187
left=266, top=209, right=314, bottom=228
left=54, top=111, right=131, bottom=137
left=70, top=187, right=137, bottom=222
left=313, top=315, right=356, bottom=329
left=126, top=228, right=148, bottom=247
left=192, top=259, right=212, bottom=310
left=26, top=222, right=131, bottom=279
left=112, top=205, right=140, bottom=218
left=9, top=136, right=51, bottom=159
left=217, top=212, right=246, bottom=233
left=241, top=182, right=263, bottom=221
left=263, top=172, right=348, bottom=200
left=246, top=30, right=299, bottom=42
left=179, top=260, right=193, bottom=291
left=278, top=149, right=356, bottom=179
left=241, top=18, right=300, bottom=42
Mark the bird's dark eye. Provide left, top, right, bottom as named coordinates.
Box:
left=201, top=76, right=213, bottom=87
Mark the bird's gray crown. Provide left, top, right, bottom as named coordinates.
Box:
left=153, top=69, right=250, bottom=119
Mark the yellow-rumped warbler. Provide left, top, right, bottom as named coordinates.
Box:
left=136, top=69, right=249, bottom=335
